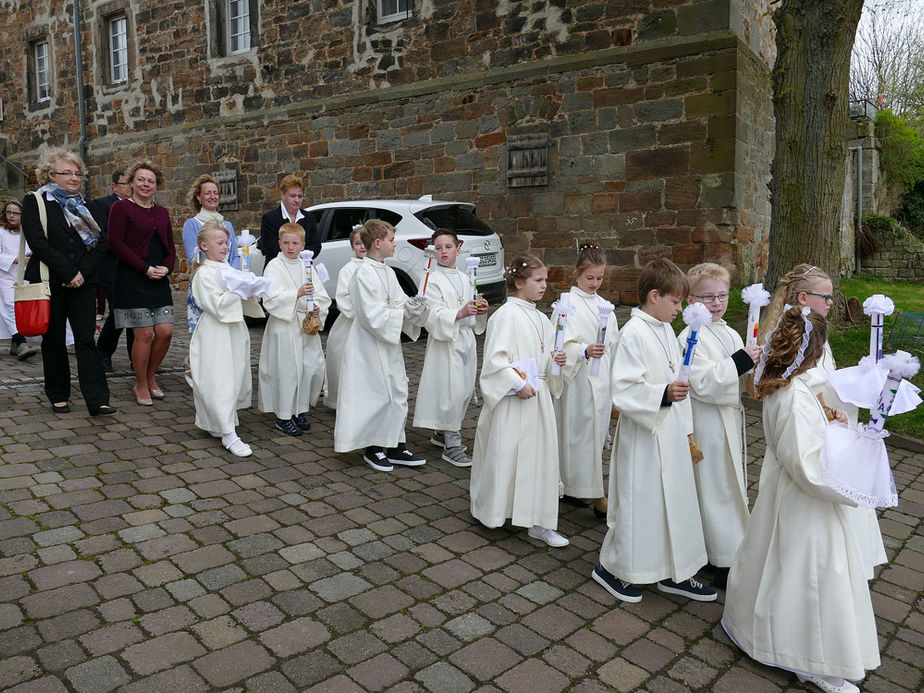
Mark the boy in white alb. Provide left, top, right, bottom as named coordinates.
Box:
left=677, top=263, right=760, bottom=587
left=324, top=227, right=366, bottom=409
left=592, top=258, right=715, bottom=603
left=333, top=219, right=430, bottom=471
left=258, top=223, right=331, bottom=436
left=413, top=229, right=487, bottom=468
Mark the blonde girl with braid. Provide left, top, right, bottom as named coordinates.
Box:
left=554, top=241, right=620, bottom=518
left=762, top=264, right=886, bottom=579
left=470, top=254, right=568, bottom=548
left=724, top=306, right=879, bottom=693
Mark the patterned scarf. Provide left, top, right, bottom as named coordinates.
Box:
left=41, top=183, right=101, bottom=248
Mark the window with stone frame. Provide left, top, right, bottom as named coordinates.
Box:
left=107, top=13, right=129, bottom=84
left=377, top=0, right=412, bottom=23
left=208, top=0, right=258, bottom=58
left=30, top=38, right=51, bottom=104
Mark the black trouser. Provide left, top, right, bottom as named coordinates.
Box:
left=96, top=255, right=133, bottom=358
left=42, top=284, right=110, bottom=411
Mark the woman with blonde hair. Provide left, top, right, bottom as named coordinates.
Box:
left=21, top=147, right=115, bottom=415
left=181, top=174, right=240, bottom=268
left=108, top=160, right=175, bottom=406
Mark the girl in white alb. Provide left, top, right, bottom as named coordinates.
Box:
left=189, top=221, right=253, bottom=457
left=724, top=306, right=878, bottom=693
left=554, top=242, right=619, bottom=517
left=324, top=227, right=366, bottom=409
left=469, top=254, right=567, bottom=548
left=259, top=223, right=331, bottom=435
left=413, top=229, right=487, bottom=468
left=0, top=200, right=38, bottom=359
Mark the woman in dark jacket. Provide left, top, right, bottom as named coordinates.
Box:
left=21, top=147, right=116, bottom=415
left=108, top=160, right=175, bottom=406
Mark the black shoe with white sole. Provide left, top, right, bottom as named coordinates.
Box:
left=275, top=418, right=302, bottom=436
left=657, top=577, right=717, bottom=601
left=291, top=414, right=312, bottom=432
left=363, top=446, right=393, bottom=472
left=385, top=444, right=426, bottom=467
left=592, top=564, right=642, bottom=603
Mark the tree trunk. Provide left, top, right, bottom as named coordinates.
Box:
left=766, top=0, right=865, bottom=301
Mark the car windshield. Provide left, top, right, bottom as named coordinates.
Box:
left=415, top=206, right=494, bottom=236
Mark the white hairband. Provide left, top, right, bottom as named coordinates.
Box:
left=781, top=306, right=813, bottom=379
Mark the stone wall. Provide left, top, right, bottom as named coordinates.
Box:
left=1, top=0, right=774, bottom=301
left=864, top=221, right=924, bottom=283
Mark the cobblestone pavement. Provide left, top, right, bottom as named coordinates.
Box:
left=1, top=296, right=922, bottom=692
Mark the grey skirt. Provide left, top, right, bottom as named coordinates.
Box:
left=114, top=305, right=175, bottom=329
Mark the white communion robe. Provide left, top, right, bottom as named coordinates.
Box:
left=413, top=266, right=486, bottom=432
left=189, top=260, right=252, bottom=435
left=324, top=257, right=363, bottom=409
left=677, top=320, right=750, bottom=567
left=805, top=342, right=887, bottom=579
left=554, top=286, right=620, bottom=499
left=598, top=308, right=707, bottom=584
left=333, top=257, right=420, bottom=452
left=0, top=226, right=29, bottom=338
left=470, top=297, right=563, bottom=530
left=723, top=374, right=880, bottom=681
left=258, top=255, right=331, bottom=419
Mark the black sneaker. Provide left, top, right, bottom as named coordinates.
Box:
left=591, top=564, right=642, bottom=603
left=657, top=577, right=717, bottom=602
left=292, top=414, right=311, bottom=432
left=363, top=446, right=393, bottom=472
left=385, top=444, right=426, bottom=467
left=274, top=418, right=302, bottom=436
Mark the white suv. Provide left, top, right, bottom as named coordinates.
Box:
left=250, top=196, right=506, bottom=308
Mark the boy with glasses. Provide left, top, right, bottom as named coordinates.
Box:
left=678, top=263, right=761, bottom=588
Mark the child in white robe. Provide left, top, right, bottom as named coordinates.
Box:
left=333, top=219, right=430, bottom=472
left=189, top=221, right=253, bottom=457
left=677, top=263, right=760, bottom=586
left=469, top=254, right=567, bottom=547
left=258, top=223, right=331, bottom=436
left=324, top=227, right=366, bottom=409
left=413, top=229, right=487, bottom=468
left=761, top=264, right=886, bottom=579
left=555, top=241, right=619, bottom=518
left=592, top=258, right=715, bottom=603
left=723, top=306, right=878, bottom=693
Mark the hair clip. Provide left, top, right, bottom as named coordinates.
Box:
left=795, top=265, right=820, bottom=278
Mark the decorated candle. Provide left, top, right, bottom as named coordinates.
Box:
left=590, top=299, right=615, bottom=377
left=419, top=246, right=435, bottom=297
left=299, top=249, right=315, bottom=312
left=868, top=351, right=920, bottom=433
left=741, top=283, right=771, bottom=347
left=465, top=256, right=480, bottom=326
left=677, top=302, right=712, bottom=383
left=863, top=294, right=895, bottom=362
left=550, top=293, right=575, bottom=376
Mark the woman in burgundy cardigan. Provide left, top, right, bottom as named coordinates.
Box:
left=108, top=160, right=175, bottom=406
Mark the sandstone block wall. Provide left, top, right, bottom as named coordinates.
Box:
left=1, top=0, right=774, bottom=301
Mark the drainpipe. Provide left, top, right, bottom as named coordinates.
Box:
left=73, top=0, right=88, bottom=187
left=849, top=145, right=863, bottom=274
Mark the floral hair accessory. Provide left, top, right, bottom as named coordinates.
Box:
left=781, top=306, right=814, bottom=379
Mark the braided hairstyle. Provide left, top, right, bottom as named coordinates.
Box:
left=504, top=253, right=545, bottom=291
left=575, top=240, right=606, bottom=273
left=755, top=305, right=828, bottom=398
left=759, top=264, right=831, bottom=344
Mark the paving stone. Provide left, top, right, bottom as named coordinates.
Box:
left=192, top=640, right=273, bottom=687
left=281, top=650, right=343, bottom=689
left=171, top=545, right=235, bottom=573
left=347, top=652, right=410, bottom=691
left=444, top=613, right=496, bottom=641
left=0, top=655, right=40, bottom=689
left=6, top=675, right=69, bottom=692
left=415, top=662, right=475, bottom=693
left=245, top=670, right=298, bottom=693
left=122, top=632, right=206, bottom=676
left=232, top=600, right=285, bottom=631
left=165, top=578, right=207, bottom=601
left=329, top=630, right=389, bottom=665
left=259, top=616, right=331, bottom=656
left=279, top=541, right=325, bottom=564
left=37, top=609, right=101, bottom=643
left=64, top=655, right=129, bottom=693
left=116, top=665, right=209, bottom=693
left=79, top=622, right=145, bottom=656
left=310, top=573, right=373, bottom=601
left=449, top=638, right=522, bottom=682
left=33, top=526, right=86, bottom=547
left=29, top=560, right=102, bottom=590
left=191, top=614, right=248, bottom=650
left=597, top=658, right=650, bottom=692
left=139, top=605, right=197, bottom=636
left=422, top=559, right=482, bottom=588
left=350, top=584, right=415, bottom=618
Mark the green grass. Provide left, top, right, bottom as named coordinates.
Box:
left=674, top=275, right=923, bottom=440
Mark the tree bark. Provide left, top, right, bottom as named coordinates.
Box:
left=766, top=0, right=865, bottom=298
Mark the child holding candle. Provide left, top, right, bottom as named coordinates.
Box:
left=413, top=229, right=488, bottom=468
left=592, top=258, right=715, bottom=602
left=470, top=254, right=567, bottom=546
left=258, top=223, right=330, bottom=436
left=724, top=306, right=877, bottom=693
left=334, top=219, right=430, bottom=471
left=324, top=226, right=366, bottom=409
left=762, top=264, right=886, bottom=577
left=677, top=263, right=760, bottom=587
left=554, top=241, right=620, bottom=518
left=188, top=221, right=254, bottom=457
